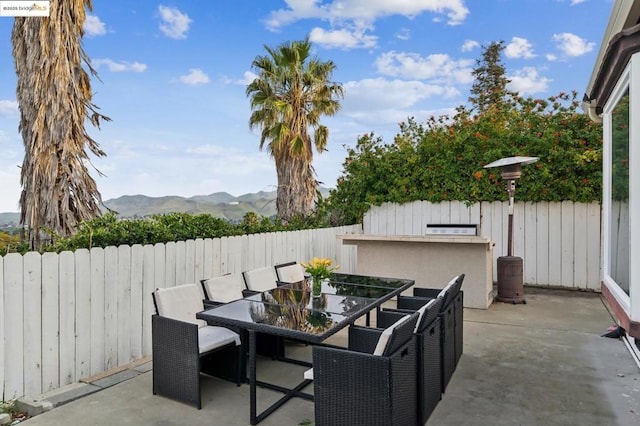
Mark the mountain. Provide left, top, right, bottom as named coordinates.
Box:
left=102, top=192, right=278, bottom=221
left=0, top=188, right=332, bottom=224
left=0, top=212, right=20, bottom=227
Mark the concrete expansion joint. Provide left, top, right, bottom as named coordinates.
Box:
left=14, top=358, right=152, bottom=418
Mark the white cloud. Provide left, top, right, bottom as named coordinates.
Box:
left=84, top=15, right=107, bottom=37
left=94, top=142, right=276, bottom=202
left=335, top=78, right=460, bottom=129
left=93, top=59, right=147, bottom=72
left=235, top=71, right=258, bottom=86
left=179, top=69, right=210, bottom=85
left=546, top=53, right=558, bottom=62
left=343, top=78, right=457, bottom=112
left=309, top=26, right=377, bottom=49
left=396, top=28, right=410, bottom=41
left=186, top=145, right=226, bottom=156
left=505, top=37, right=535, bottom=59
left=507, top=67, right=551, bottom=94
left=158, top=5, right=192, bottom=39
left=265, top=0, right=469, bottom=31
left=0, top=166, right=21, bottom=212
left=553, top=32, right=594, bottom=57
left=461, top=39, right=479, bottom=52
left=0, top=100, right=19, bottom=117
left=375, top=51, right=474, bottom=84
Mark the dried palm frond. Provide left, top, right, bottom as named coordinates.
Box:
left=12, top=0, right=110, bottom=248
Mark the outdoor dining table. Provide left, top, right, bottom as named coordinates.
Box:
left=196, top=273, right=415, bottom=425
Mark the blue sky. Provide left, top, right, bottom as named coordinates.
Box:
left=0, top=0, right=613, bottom=212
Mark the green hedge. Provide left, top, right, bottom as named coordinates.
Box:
left=326, top=91, right=603, bottom=224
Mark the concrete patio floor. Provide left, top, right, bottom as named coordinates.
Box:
left=17, top=288, right=640, bottom=426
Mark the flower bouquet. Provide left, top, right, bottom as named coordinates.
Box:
left=302, top=257, right=339, bottom=296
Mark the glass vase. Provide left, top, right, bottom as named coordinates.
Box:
left=312, top=276, right=322, bottom=297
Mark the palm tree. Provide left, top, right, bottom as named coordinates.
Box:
left=247, top=38, right=343, bottom=221
left=12, top=0, right=110, bottom=248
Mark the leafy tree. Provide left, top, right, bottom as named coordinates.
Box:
left=246, top=38, right=344, bottom=222
left=469, top=41, right=512, bottom=113
left=0, top=231, right=24, bottom=255
left=12, top=0, right=110, bottom=248
left=327, top=91, right=602, bottom=224
left=325, top=41, right=602, bottom=224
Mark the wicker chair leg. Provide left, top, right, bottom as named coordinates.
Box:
left=152, top=315, right=202, bottom=408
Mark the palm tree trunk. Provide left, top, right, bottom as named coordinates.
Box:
left=12, top=0, right=108, bottom=248
left=275, top=153, right=317, bottom=222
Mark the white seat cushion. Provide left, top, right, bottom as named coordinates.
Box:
left=198, top=325, right=241, bottom=353
left=202, top=274, right=244, bottom=303
left=304, top=368, right=314, bottom=380
left=373, top=314, right=413, bottom=356
left=154, top=283, right=207, bottom=328
left=242, top=266, right=278, bottom=292
left=276, top=263, right=305, bottom=283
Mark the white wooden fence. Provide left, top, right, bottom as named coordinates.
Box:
left=364, top=200, right=602, bottom=290
left=0, top=225, right=361, bottom=400
left=1, top=201, right=604, bottom=400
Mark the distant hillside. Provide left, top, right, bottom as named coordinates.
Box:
left=0, top=188, right=331, bottom=223
left=0, top=212, right=20, bottom=227
left=102, top=192, right=277, bottom=222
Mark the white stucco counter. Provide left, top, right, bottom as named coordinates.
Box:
left=338, top=234, right=495, bottom=309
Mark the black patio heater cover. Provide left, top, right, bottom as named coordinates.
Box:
left=484, top=156, right=538, bottom=304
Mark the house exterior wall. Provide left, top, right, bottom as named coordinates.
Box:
left=585, top=0, right=640, bottom=340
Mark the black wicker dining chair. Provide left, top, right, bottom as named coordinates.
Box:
left=200, top=273, right=245, bottom=307
left=274, top=261, right=306, bottom=283
left=311, top=312, right=420, bottom=426
left=241, top=265, right=279, bottom=294
left=201, top=273, right=284, bottom=360
left=398, top=274, right=465, bottom=393
left=413, top=274, right=465, bottom=367
left=151, top=283, right=243, bottom=409
left=378, top=297, right=444, bottom=425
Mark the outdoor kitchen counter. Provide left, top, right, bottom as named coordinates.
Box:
left=338, top=234, right=495, bottom=309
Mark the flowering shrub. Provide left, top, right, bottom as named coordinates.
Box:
left=326, top=91, right=603, bottom=224
left=302, top=257, right=339, bottom=280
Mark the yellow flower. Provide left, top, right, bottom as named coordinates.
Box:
left=302, top=257, right=339, bottom=280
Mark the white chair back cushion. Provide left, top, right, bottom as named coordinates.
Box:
left=154, top=283, right=207, bottom=328
left=414, top=298, right=437, bottom=333
left=198, top=326, right=241, bottom=353
left=438, top=275, right=458, bottom=299
left=203, top=274, right=244, bottom=303
left=373, top=314, right=413, bottom=356
left=276, top=263, right=305, bottom=283
left=242, top=266, right=278, bottom=292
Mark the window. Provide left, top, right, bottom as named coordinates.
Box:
left=606, top=82, right=631, bottom=296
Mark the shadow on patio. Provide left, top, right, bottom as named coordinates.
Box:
left=17, top=288, right=640, bottom=426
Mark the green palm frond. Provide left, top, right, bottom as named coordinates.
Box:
left=246, top=38, right=342, bottom=220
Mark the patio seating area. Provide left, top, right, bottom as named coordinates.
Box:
left=16, top=286, right=640, bottom=426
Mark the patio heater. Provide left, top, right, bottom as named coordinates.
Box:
left=484, top=156, right=539, bottom=304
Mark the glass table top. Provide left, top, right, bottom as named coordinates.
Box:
left=198, top=273, right=414, bottom=340
left=245, top=287, right=378, bottom=316
left=199, top=298, right=349, bottom=337
left=281, top=273, right=413, bottom=299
